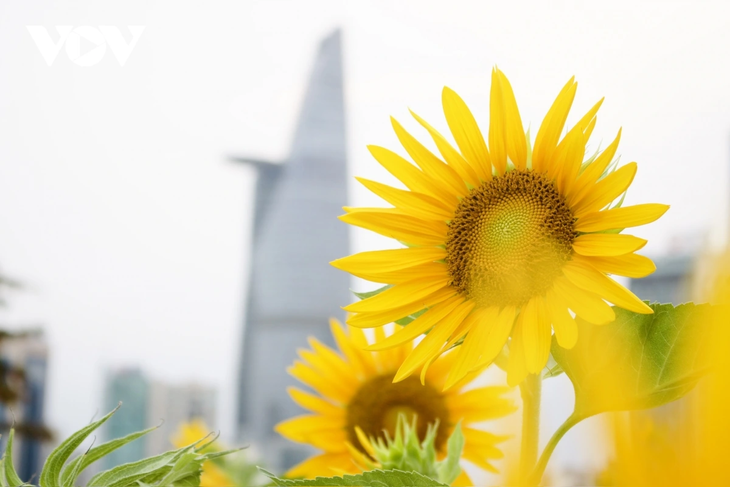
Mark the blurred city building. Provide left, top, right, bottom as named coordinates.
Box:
left=0, top=330, right=51, bottom=481
left=231, top=29, right=350, bottom=471
left=101, top=369, right=216, bottom=468
left=629, top=254, right=695, bottom=304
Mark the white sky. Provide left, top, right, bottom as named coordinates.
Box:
left=1, top=0, right=729, bottom=481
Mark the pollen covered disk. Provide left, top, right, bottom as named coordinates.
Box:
left=446, top=170, right=576, bottom=308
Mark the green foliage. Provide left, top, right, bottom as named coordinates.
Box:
left=553, top=302, right=715, bottom=417
left=0, top=406, right=239, bottom=487
left=261, top=468, right=448, bottom=486
left=352, top=285, right=392, bottom=300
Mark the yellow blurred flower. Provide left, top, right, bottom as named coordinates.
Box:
left=276, top=319, right=515, bottom=485
left=332, top=68, right=667, bottom=387
left=172, top=419, right=235, bottom=487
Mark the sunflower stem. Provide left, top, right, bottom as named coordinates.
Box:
left=518, top=373, right=542, bottom=485
left=527, top=412, right=584, bottom=485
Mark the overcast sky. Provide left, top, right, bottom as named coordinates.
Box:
left=1, top=0, right=729, bottom=481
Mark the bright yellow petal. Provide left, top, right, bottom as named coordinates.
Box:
left=589, top=253, right=657, bottom=278
left=544, top=290, right=578, bottom=349
left=367, top=145, right=455, bottom=204
left=550, top=123, right=585, bottom=191
left=287, top=387, right=344, bottom=418
left=344, top=276, right=450, bottom=313
left=442, top=87, right=493, bottom=180
left=444, top=307, right=498, bottom=390
left=490, top=68, right=527, bottom=171
left=521, top=297, right=552, bottom=374
left=275, top=415, right=347, bottom=448
left=331, top=247, right=446, bottom=275
left=472, top=305, right=517, bottom=371
left=330, top=320, right=376, bottom=377
left=567, top=128, right=622, bottom=203
left=393, top=300, right=475, bottom=380
left=391, top=117, right=468, bottom=197
left=563, top=258, right=653, bottom=314
left=446, top=386, right=516, bottom=422
left=348, top=261, right=449, bottom=285
left=338, top=209, right=447, bottom=246
left=552, top=276, right=615, bottom=325
left=572, top=233, right=648, bottom=257
left=288, top=362, right=352, bottom=404
left=507, top=318, right=528, bottom=386
left=410, top=109, right=481, bottom=187
left=533, top=77, right=577, bottom=173
left=355, top=177, right=453, bottom=221
left=575, top=203, right=670, bottom=233
left=346, top=287, right=455, bottom=328
left=364, top=295, right=465, bottom=351
left=573, top=162, right=637, bottom=217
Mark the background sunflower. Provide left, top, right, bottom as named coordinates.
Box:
left=276, top=319, right=515, bottom=485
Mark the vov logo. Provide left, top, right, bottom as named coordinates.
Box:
left=26, top=26, right=145, bottom=67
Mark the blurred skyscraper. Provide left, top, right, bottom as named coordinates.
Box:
left=629, top=254, right=694, bottom=304
left=102, top=369, right=149, bottom=468
left=0, top=330, right=50, bottom=481
left=232, top=29, right=350, bottom=471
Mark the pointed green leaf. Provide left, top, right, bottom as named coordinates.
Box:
left=552, top=303, right=717, bottom=417
left=436, top=422, right=463, bottom=485
left=60, top=425, right=160, bottom=487
left=260, top=468, right=448, bottom=486
left=86, top=445, right=193, bottom=487
left=3, top=429, right=27, bottom=487
left=40, top=405, right=120, bottom=487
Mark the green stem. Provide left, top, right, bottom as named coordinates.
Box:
left=518, top=373, right=542, bottom=484
left=527, top=412, right=585, bottom=485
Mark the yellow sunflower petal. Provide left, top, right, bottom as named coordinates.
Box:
left=553, top=276, right=615, bottom=325
left=507, top=318, right=529, bottom=387
left=346, top=287, right=455, bottom=328
left=446, top=386, right=516, bottom=422
left=393, top=300, right=475, bottom=381
left=563, top=258, right=653, bottom=314
left=521, top=297, right=552, bottom=374
left=331, top=247, right=446, bottom=275
left=344, top=276, right=450, bottom=313
left=367, top=145, right=455, bottom=204
left=573, top=233, right=648, bottom=257
left=348, top=261, right=448, bottom=285
left=364, top=295, right=465, bottom=351
left=573, top=162, right=637, bottom=217
left=330, top=320, right=376, bottom=377
left=589, top=253, right=657, bottom=278
left=567, top=128, right=622, bottom=203
left=285, top=452, right=356, bottom=478
left=391, top=117, right=468, bottom=197
left=551, top=123, right=586, bottom=192
left=355, top=177, right=453, bottom=221
left=288, top=362, right=352, bottom=404
left=339, top=209, right=447, bottom=246
left=410, top=109, right=481, bottom=187
left=575, top=203, right=670, bottom=233
left=489, top=68, right=527, bottom=173
left=443, top=307, right=499, bottom=390
left=533, top=77, right=577, bottom=173
left=287, top=387, right=344, bottom=417
left=544, top=290, right=578, bottom=349
left=472, top=306, right=517, bottom=371
left=275, top=415, right=347, bottom=445
left=442, top=87, right=493, bottom=179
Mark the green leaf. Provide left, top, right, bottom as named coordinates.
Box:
left=3, top=429, right=29, bottom=487
left=394, top=308, right=427, bottom=327
left=60, top=424, right=160, bottom=487
left=260, top=468, right=448, bottom=486
left=39, top=404, right=121, bottom=487
left=436, top=422, right=463, bottom=485
left=352, top=285, right=392, bottom=300
left=86, top=445, right=194, bottom=487
left=552, top=303, right=715, bottom=417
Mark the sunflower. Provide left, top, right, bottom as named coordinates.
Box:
left=331, top=68, right=668, bottom=387
left=275, top=319, right=515, bottom=484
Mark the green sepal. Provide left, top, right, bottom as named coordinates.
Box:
left=352, top=285, right=392, bottom=300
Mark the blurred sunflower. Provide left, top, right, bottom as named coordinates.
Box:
left=172, top=419, right=234, bottom=487
left=332, top=68, right=668, bottom=386
left=276, top=319, right=515, bottom=485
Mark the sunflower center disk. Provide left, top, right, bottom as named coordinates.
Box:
left=346, top=374, right=449, bottom=454
left=446, top=170, right=576, bottom=308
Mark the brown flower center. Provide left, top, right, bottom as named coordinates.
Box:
left=346, top=374, right=449, bottom=455
left=446, top=170, right=576, bottom=308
